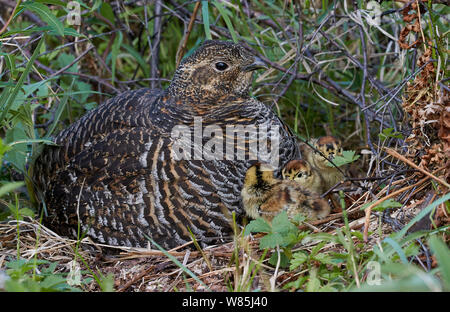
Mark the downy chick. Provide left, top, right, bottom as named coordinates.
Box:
left=300, top=136, right=344, bottom=192
left=241, top=162, right=330, bottom=223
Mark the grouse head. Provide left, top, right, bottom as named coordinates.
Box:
left=282, top=159, right=313, bottom=182
left=168, top=40, right=267, bottom=104
left=312, top=136, right=343, bottom=169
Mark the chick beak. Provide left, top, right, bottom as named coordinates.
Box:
left=243, top=57, right=268, bottom=72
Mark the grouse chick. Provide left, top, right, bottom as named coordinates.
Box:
left=282, top=159, right=326, bottom=194
left=300, top=136, right=344, bottom=192
left=241, top=162, right=330, bottom=223
left=32, top=40, right=300, bottom=249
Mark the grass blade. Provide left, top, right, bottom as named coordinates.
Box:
left=144, top=235, right=210, bottom=291
left=393, top=193, right=450, bottom=241
left=212, top=1, right=238, bottom=43
left=428, top=235, right=450, bottom=290
left=22, top=2, right=64, bottom=36
left=201, top=1, right=212, bottom=40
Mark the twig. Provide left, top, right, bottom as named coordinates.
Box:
left=0, top=0, right=21, bottom=35
left=150, top=0, right=162, bottom=89
left=362, top=175, right=431, bottom=242
left=117, top=264, right=154, bottom=292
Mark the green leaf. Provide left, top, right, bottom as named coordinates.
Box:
left=122, top=44, right=151, bottom=77
left=360, top=198, right=403, bottom=212
left=379, top=128, right=404, bottom=142
left=328, top=150, right=360, bottom=167
left=383, top=237, right=408, bottom=264
left=0, top=35, right=45, bottom=122
left=312, top=253, right=336, bottom=266
left=272, top=211, right=298, bottom=235
left=201, top=1, right=212, bottom=40
left=212, top=0, right=238, bottom=43
left=268, top=251, right=290, bottom=268
left=99, top=2, right=115, bottom=23
left=4, top=123, right=28, bottom=172
left=35, top=0, right=66, bottom=6
left=291, top=213, right=306, bottom=224
left=0, top=182, right=24, bottom=197
left=22, top=2, right=64, bottom=36
left=428, top=235, right=450, bottom=290
left=0, top=138, right=12, bottom=164
left=111, top=31, right=123, bottom=85
left=259, top=232, right=284, bottom=249
left=306, top=268, right=321, bottom=292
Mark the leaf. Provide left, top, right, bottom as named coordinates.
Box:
left=212, top=0, right=238, bottom=43
left=122, top=44, right=150, bottom=77
left=328, top=150, right=360, bottom=167
left=291, top=213, right=306, bottom=224
left=22, top=2, right=64, bottom=36
left=0, top=35, right=45, bottom=122
left=35, top=0, right=66, bottom=6
left=245, top=217, right=272, bottom=235
left=268, top=251, right=290, bottom=268
left=259, top=232, right=284, bottom=249
left=0, top=138, right=12, bottom=164
left=111, top=31, right=123, bottom=85
left=272, top=211, right=298, bottom=235
left=312, top=253, right=336, bottom=266
left=201, top=1, right=212, bottom=40
left=360, top=199, right=403, bottom=212
left=39, top=275, right=67, bottom=290
left=4, top=123, right=28, bottom=172
left=305, top=268, right=320, bottom=292
left=379, top=128, right=404, bottom=142
left=99, top=2, right=115, bottom=23
left=289, top=251, right=308, bottom=270
left=393, top=193, right=450, bottom=241
left=383, top=237, right=408, bottom=264
left=428, top=235, right=450, bottom=290
left=0, top=182, right=24, bottom=198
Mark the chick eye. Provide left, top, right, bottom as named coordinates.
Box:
left=215, top=62, right=229, bottom=71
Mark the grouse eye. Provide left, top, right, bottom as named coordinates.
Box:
left=215, top=62, right=229, bottom=71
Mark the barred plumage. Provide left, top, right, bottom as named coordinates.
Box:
left=32, top=40, right=300, bottom=248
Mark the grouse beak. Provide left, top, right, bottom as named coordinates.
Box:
left=243, top=57, right=268, bottom=72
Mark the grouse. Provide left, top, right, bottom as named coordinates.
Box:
left=241, top=162, right=330, bottom=222
left=32, top=40, right=300, bottom=249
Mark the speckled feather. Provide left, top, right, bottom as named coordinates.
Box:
left=33, top=41, right=300, bottom=248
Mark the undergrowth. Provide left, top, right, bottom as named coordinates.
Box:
left=0, top=0, right=448, bottom=292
